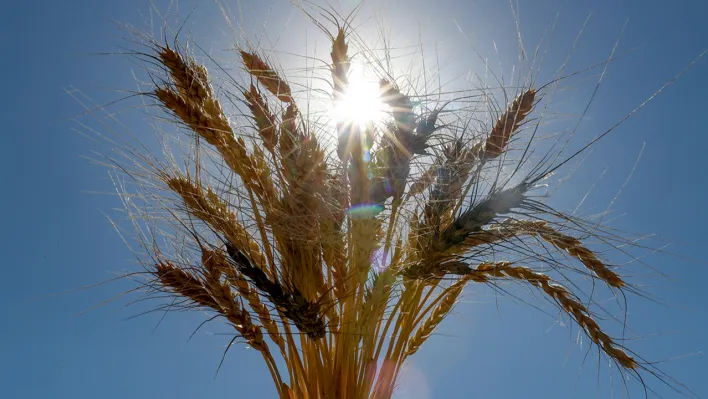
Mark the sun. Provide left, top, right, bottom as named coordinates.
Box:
left=331, top=62, right=387, bottom=127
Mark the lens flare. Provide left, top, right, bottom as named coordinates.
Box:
left=346, top=202, right=384, bottom=219
left=371, top=248, right=392, bottom=273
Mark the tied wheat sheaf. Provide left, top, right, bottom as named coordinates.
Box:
left=100, top=9, right=704, bottom=399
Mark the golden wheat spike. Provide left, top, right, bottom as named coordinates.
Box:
left=156, top=75, right=279, bottom=201
left=244, top=84, right=278, bottom=152
left=166, top=176, right=270, bottom=272
left=331, top=27, right=350, bottom=101
left=483, top=89, right=536, bottom=159
left=201, top=248, right=286, bottom=353
left=474, top=220, right=624, bottom=288
left=155, top=87, right=252, bottom=178
left=155, top=86, right=228, bottom=144
left=524, top=222, right=624, bottom=288
left=470, top=262, right=636, bottom=368
left=240, top=50, right=293, bottom=103
left=406, top=275, right=472, bottom=356
left=158, top=46, right=212, bottom=103
left=155, top=260, right=271, bottom=352
left=155, top=260, right=218, bottom=309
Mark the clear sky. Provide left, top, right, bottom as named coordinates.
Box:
left=2, top=0, right=707, bottom=398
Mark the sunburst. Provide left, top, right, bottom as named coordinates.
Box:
left=331, top=61, right=386, bottom=127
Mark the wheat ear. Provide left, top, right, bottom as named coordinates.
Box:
left=158, top=45, right=212, bottom=104
left=244, top=84, right=278, bottom=152
left=402, top=183, right=530, bottom=280
left=379, top=79, right=415, bottom=133
left=455, top=219, right=624, bottom=288
left=410, top=89, right=535, bottom=202
left=482, top=89, right=536, bottom=159
left=370, top=80, right=417, bottom=203
left=155, top=87, right=274, bottom=199
left=406, top=275, right=472, bottom=356
left=155, top=260, right=269, bottom=353
left=201, top=248, right=286, bottom=353
left=240, top=50, right=293, bottom=103
left=225, top=243, right=326, bottom=340
left=519, top=221, right=624, bottom=288
left=155, top=86, right=230, bottom=143
left=469, top=262, right=636, bottom=369
left=166, top=176, right=269, bottom=272
left=331, top=27, right=350, bottom=102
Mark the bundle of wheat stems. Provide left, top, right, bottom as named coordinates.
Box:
left=102, top=7, right=700, bottom=399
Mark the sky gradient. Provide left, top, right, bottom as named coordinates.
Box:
left=2, top=0, right=707, bottom=398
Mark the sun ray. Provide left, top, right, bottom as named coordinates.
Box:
left=331, top=61, right=387, bottom=127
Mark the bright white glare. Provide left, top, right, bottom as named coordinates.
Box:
left=331, top=62, right=386, bottom=127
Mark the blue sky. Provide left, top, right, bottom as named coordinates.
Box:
left=2, top=0, right=707, bottom=398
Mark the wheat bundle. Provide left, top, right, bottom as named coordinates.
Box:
left=97, top=6, right=702, bottom=398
